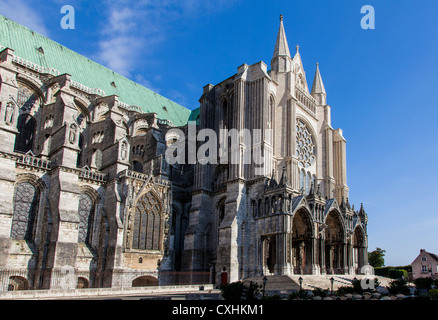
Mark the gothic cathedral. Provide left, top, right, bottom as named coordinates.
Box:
left=0, top=14, right=368, bottom=291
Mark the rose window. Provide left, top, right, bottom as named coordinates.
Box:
left=296, top=119, right=315, bottom=167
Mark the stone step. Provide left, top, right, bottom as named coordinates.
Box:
left=243, top=275, right=396, bottom=292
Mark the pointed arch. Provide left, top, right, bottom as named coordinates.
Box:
left=292, top=206, right=314, bottom=274
left=131, top=190, right=163, bottom=251
left=77, top=186, right=100, bottom=245
left=11, top=177, right=45, bottom=241
left=14, top=113, right=37, bottom=153
left=217, top=196, right=227, bottom=224
left=324, top=209, right=345, bottom=240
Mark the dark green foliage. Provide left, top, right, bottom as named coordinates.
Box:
left=429, top=289, right=438, bottom=299
left=312, top=288, right=328, bottom=297
left=387, top=269, right=408, bottom=279
left=220, top=281, right=246, bottom=300
left=387, top=278, right=410, bottom=295
left=374, top=265, right=412, bottom=278
left=220, top=281, right=261, bottom=300
left=288, top=290, right=309, bottom=300
left=336, top=286, right=355, bottom=296
left=414, top=277, right=435, bottom=289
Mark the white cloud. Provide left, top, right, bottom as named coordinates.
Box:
left=96, top=0, right=237, bottom=76
left=0, top=0, right=49, bottom=36
left=134, top=74, right=161, bottom=94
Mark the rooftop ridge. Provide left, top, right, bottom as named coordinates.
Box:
left=0, top=14, right=192, bottom=126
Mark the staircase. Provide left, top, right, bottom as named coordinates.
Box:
left=243, top=275, right=392, bottom=293
left=243, top=275, right=301, bottom=293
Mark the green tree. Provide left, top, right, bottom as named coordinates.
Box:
left=368, top=248, right=386, bottom=268
left=220, top=281, right=261, bottom=300
left=387, top=278, right=410, bottom=295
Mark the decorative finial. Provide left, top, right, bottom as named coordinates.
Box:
left=296, top=44, right=299, bottom=53
left=316, top=62, right=319, bottom=67
left=280, top=14, right=283, bottom=22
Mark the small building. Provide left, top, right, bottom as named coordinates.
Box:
left=411, top=249, right=438, bottom=279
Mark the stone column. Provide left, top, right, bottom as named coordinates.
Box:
left=0, top=56, right=19, bottom=271
left=320, top=237, right=326, bottom=275
left=337, top=245, right=342, bottom=272
left=343, top=243, right=348, bottom=274
left=311, top=236, right=319, bottom=275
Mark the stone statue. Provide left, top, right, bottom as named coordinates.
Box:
left=69, top=123, right=77, bottom=144
left=4, top=101, right=14, bottom=125
left=120, top=141, right=127, bottom=160
left=299, top=241, right=305, bottom=270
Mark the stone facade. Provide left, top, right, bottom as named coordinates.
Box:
left=181, top=17, right=368, bottom=285
left=0, top=16, right=369, bottom=291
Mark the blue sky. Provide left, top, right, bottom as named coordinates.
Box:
left=1, top=0, right=438, bottom=267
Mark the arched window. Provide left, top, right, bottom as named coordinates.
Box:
left=11, top=182, right=40, bottom=241
left=268, top=96, right=274, bottom=128
left=14, top=114, right=36, bottom=153
left=306, top=172, right=312, bottom=194
left=92, top=149, right=102, bottom=170
left=77, top=193, right=95, bottom=245
left=132, top=191, right=162, bottom=251
left=133, top=161, right=143, bottom=173
left=300, top=169, right=305, bottom=191
left=219, top=202, right=225, bottom=223
left=220, top=99, right=227, bottom=130
left=76, top=134, right=84, bottom=167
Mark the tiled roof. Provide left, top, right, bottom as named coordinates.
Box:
left=0, top=15, right=192, bottom=126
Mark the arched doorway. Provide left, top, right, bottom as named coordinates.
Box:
left=325, top=211, right=345, bottom=274
left=262, top=235, right=276, bottom=274
left=353, top=226, right=366, bottom=274
left=292, top=208, right=313, bottom=274
left=77, top=277, right=89, bottom=289
left=132, top=276, right=158, bottom=287
left=8, top=276, right=29, bottom=291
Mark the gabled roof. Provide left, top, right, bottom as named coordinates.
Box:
left=291, top=195, right=306, bottom=214
left=411, top=249, right=438, bottom=265
left=0, top=15, right=192, bottom=127
left=430, top=253, right=438, bottom=262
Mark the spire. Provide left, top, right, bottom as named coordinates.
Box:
left=311, top=62, right=326, bottom=96
left=279, top=166, right=289, bottom=187
left=311, top=62, right=327, bottom=105
left=273, top=14, right=291, bottom=59
left=269, top=169, right=278, bottom=188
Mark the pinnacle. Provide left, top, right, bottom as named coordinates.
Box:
left=311, top=62, right=326, bottom=95
left=273, top=15, right=291, bottom=58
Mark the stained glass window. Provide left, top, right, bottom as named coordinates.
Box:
left=78, top=193, right=94, bottom=244
left=296, top=119, right=315, bottom=168
left=11, top=182, right=39, bottom=241
left=132, top=192, right=162, bottom=250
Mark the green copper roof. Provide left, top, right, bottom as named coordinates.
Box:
left=188, top=107, right=200, bottom=125
left=0, top=15, right=191, bottom=126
